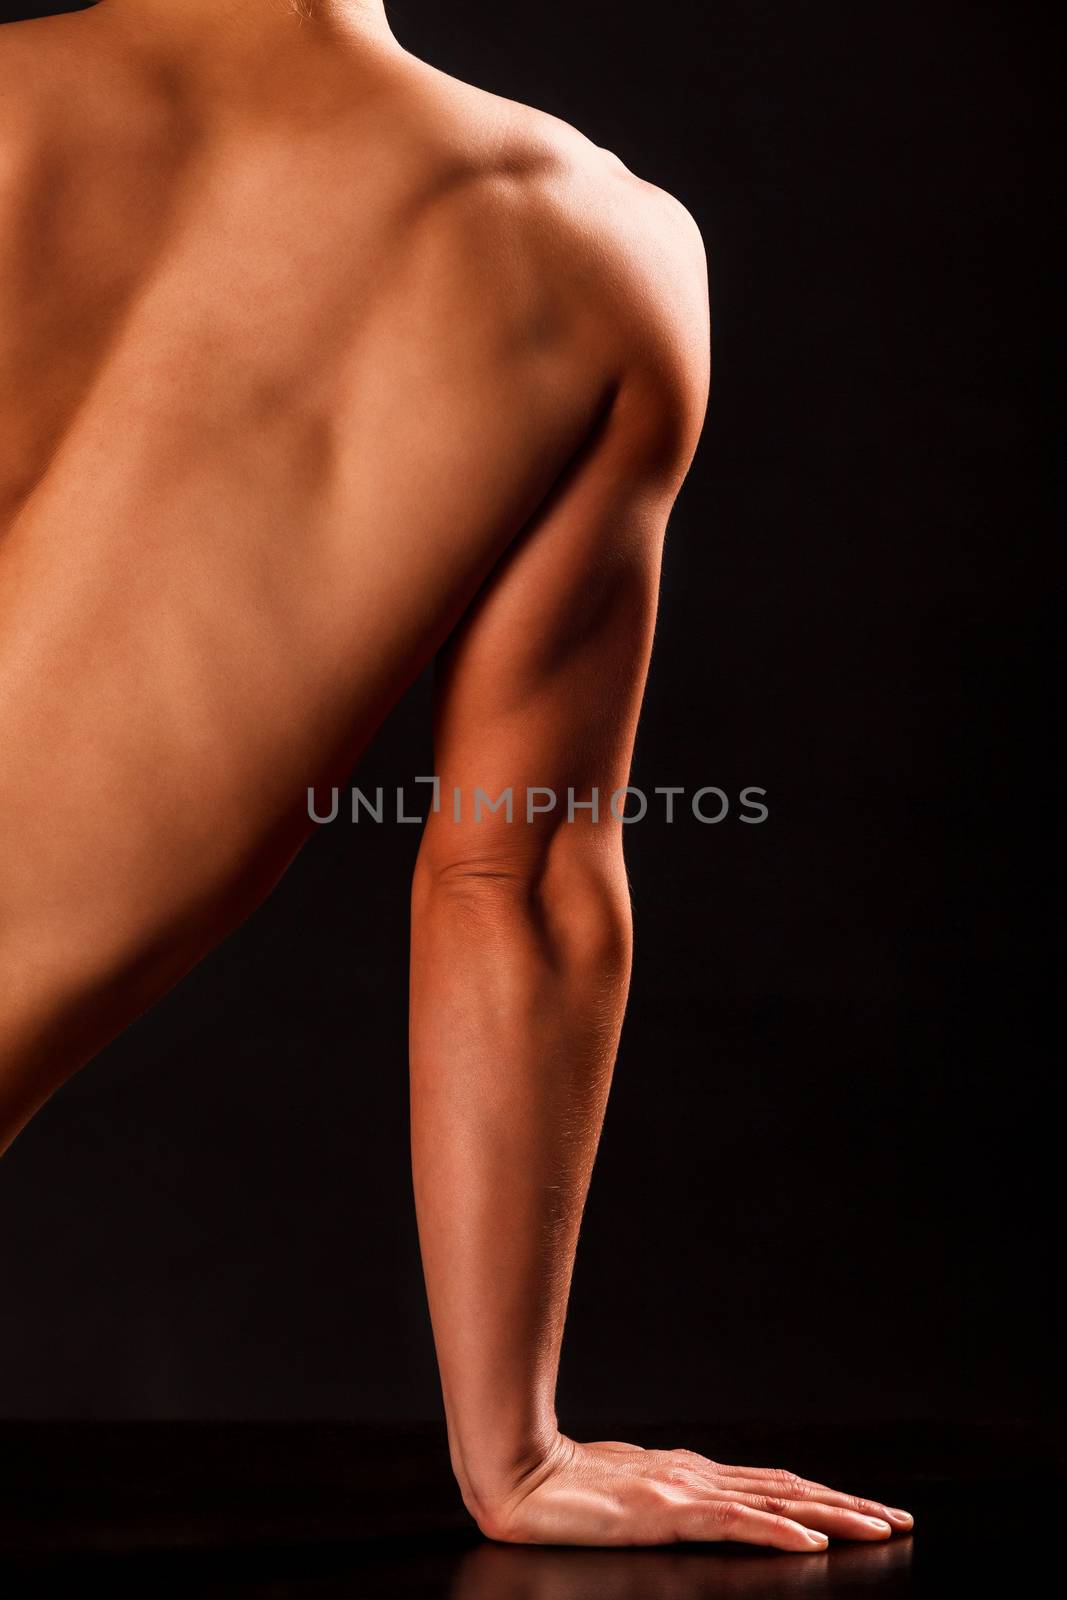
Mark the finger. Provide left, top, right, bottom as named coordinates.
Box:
left=720, top=1468, right=913, bottom=1529
left=723, top=1492, right=892, bottom=1542
left=680, top=1498, right=829, bottom=1552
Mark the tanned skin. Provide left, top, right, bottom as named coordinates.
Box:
left=0, top=0, right=912, bottom=1549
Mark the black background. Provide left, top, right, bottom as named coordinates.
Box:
left=0, top=1, right=1057, bottom=1436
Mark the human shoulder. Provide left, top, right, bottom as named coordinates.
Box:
left=494, top=100, right=710, bottom=479
left=401, top=65, right=705, bottom=285
left=411, top=76, right=707, bottom=356
left=0, top=5, right=173, bottom=173
left=0, top=9, right=113, bottom=129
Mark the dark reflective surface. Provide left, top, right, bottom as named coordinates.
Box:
left=0, top=1421, right=1056, bottom=1596
left=452, top=1534, right=913, bottom=1599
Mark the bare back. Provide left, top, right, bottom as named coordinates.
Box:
left=0, top=2, right=707, bottom=1127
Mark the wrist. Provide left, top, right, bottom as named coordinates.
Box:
left=449, top=1418, right=563, bottom=1526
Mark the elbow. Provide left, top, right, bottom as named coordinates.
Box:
left=541, top=845, right=633, bottom=981
left=412, top=834, right=632, bottom=982
left=411, top=852, right=541, bottom=925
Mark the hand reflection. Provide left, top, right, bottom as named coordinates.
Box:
left=452, top=1533, right=912, bottom=1600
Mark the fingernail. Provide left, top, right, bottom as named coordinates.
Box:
left=805, top=1529, right=828, bottom=1546
left=862, top=1516, right=891, bottom=1533
left=884, top=1507, right=913, bottom=1526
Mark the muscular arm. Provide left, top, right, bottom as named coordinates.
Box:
left=409, top=197, right=913, bottom=1549
left=410, top=343, right=695, bottom=1518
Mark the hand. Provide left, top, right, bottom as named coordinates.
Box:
left=474, top=1435, right=914, bottom=1549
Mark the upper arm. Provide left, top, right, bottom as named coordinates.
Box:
left=416, top=185, right=709, bottom=888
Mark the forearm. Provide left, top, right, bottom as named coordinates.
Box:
left=409, top=844, right=631, bottom=1517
